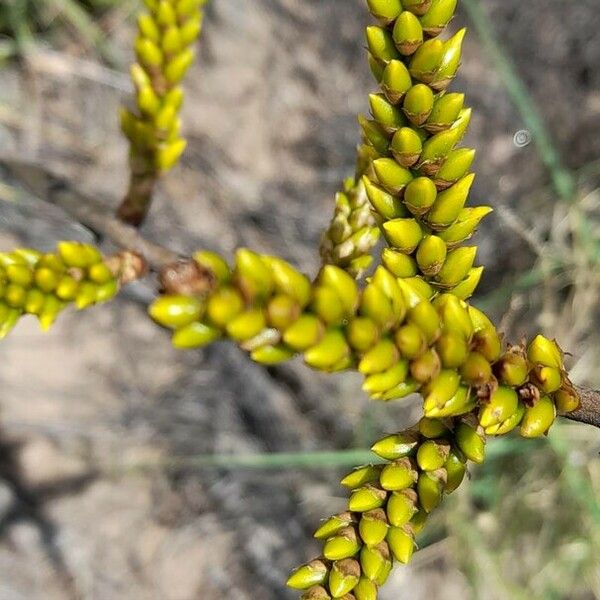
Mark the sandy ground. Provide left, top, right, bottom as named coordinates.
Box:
left=0, top=0, right=599, bottom=598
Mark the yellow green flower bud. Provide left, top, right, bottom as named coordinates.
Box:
left=419, top=0, right=458, bottom=36
left=427, top=173, right=476, bottom=230
left=460, top=351, right=493, bottom=385
left=360, top=542, right=389, bottom=582
left=359, top=508, right=389, bottom=546
left=366, top=26, right=400, bottom=64
left=527, top=334, right=563, bottom=369
left=403, top=0, right=432, bottom=16
left=486, top=402, right=525, bottom=436
left=435, top=246, right=477, bottom=288
left=300, top=586, right=332, bottom=600
left=283, top=315, right=325, bottom=351
left=409, top=38, right=444, bottom=83
left=149, top=294, right=204, bottom=329
left=263, top=256, right=311, bottom=307
left=315, top=513, right=356, bottom=540
left=444, top=449, right=467, bottom=493
left=455, top=421, right=485, bottom=464
left=304, top=330, right=350, bottom=371
left=416, top=235, right=447, bottom=276
left=423, top=369, right=461, bottom=412
left=225, top=309, right=266, bottom=342
left=372, top=158, right=414, bottom=195
left=381, top=248, right=418, bottom=278
left=353, top=576, right=378, bottom=600
left=434, top=147, right=476, bottom=189
left=417, top=439, right=451, bottom=471
left=367, top=0, right=403, bottom=22
left=431, top=28, right=466, bottom=91
left=392, top=11, right=423, bottom=55
left=429, top=385, right=475, bottom=418
left=358, top=338, right=399, bottom=375
left=496, top=345, right=529, bottom=387
left=342, top=465, right=382, bottom=490
left=410, top=348, right=441, bottom=383
left=250, top=344, right=294, bottom=365
left=479, top=387, right=519, bottom=429
left=379, top=458, right=418, bottom=491
left=417, top=470, right=444, bottom=513
left=287, top=559, right=330, bottom=590
left=171, top=321, right=221, bottom=349
left=329, top=559, right=361, bottom=597
left=386, top=526, right=415, bottom=564
left=435, top=331, right=469, bottom=368
left=323, top=526, right=362, bottom=561
left=418, top=417, right=449, bottom=439
left=319, top=266, right=360, bottom=315
left=369, top=93, right=407, bottom=133
left=425, top=93, right=465, bottom=133
left=532, top=365, right=562, bottom=394
left=382, top=218, right=424, bottom=253
left=402, top=83, right=434, bottom=126
left=520, top=395, right=556, bottom=438
left=363, top=178, right=405, bottom=220
left=390, top=127, right=423, bottom=168
left=363, top=360, right=410, bottom=396
left=381, top=60, right=412, bottom=104
left=371, top=431, right=420, bottom=460
left=359, top=116, right=390, bottom=156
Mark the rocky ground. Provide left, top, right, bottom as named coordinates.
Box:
left=0, top=0, right=598, bottom=598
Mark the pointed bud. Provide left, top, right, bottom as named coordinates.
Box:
left=417, top=470, right=444, bottom=513
left=323, top=526, right=362, bottom=561
left=373, top=158, right=414, bottom=195
left=369, top=93, right=407, bottom=133
left=366, top=26, right=400, bottom=64
left=363, top=177, right=405, bottom=220
left=554, top=386, right=581, bottom=414
left=403, top=176, right=438, bottom=216
left=358, top=338, right=399, bottom=375
left=532, top=365, right=562, bottom=394
left=359, top=115, right=390, bottom=156
left=382, top=248, right=418, bottom=278
left=444, top=449, right=467, bottom=493
left=378, top=378, right=421, bottom=401
left=408, top=300, right=441, bottom=343
left=425, top=92, right=465, bottom=133
left=341, top=465, right=382, bottom=490
left=164, top=48, right=195, bottom=83
left=359, top=509, right=389, bottom=547
left=417, top=439, right=451, bottom=471
left=320, top=265, right=360, bottom=315
left=387, top=526, right=415, bottom=564
left=419, top=110, right=472, bottom=175
left=329, top=559, right=361, bottom=597
left=135, top=36, right=163, bottom=67
left=520, top=395, right=556, bottom=438
left=430, top=385, right=475, bottom=418
left=455, top=421, right=485, bottom=464
left=428, top=175, right=475, bottom=230
left=263, top=256, right=311, bottom=306
left=416, top=235, right=447, bottom=276
left=250, top=344, right=294, bottom=365
left=304, top=330, right=350, bottom=371
left=423, top=369, right=461, bottom=412
left=392, top=11, right=424, bottom=55
left=420, top=0, right=458, bottom=36
left=149, top=295, right=204, bottom=329
left=402, top=83, right=434, bottom=126
left=409, top=38, right=444, bottom=84
left=383, top=218, right=424, bottom=254
left=434, top=147, right=476, bottom=190
left=283, top=315, right=324, bottom=350
left=379, top=458, right=418, bottom=491
left=349, top=484, right=387, bottom=513
left=390, top=127, right=423, bottom=168
left=371, top=431, right=420, bottom=460
left=435, top=331, right=469, bottom=368
left=450, top=266, right=484, bottom=300
left=312, top=286, right=346, bottom=325
left=460, top=351, right=493, bottom=385
left=431, top=28, right=466, bottom=91
left=435, top=246, right=477, bottom=288
left=353, top=576, right=378, bottom=600
left=363, top=360, right=410, bottom=396
left=367, top=0, right=402, bottom=24
left=527, top=335, right=563, bottom=369
left=315, top=513, right=356, bottom=540
left=360, top=542, right=389, bottom=582
left=287, top=559, right=330, bottom=590
left=171, top=321, right=220, bottom=350
left=382, top=60, right=412, bottom=104
left=479, top=387, right=519, bottom=429
left=300, top=586, right=332, bottom=600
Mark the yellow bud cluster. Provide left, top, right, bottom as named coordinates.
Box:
left=0, top=242, right=119, bottom=337
left=148, top=246, right=579, bottom=598
left=120, top=0, right=205, bottom=179
left=358, top=0, right=489, bottom=301
left=320, top=177, right=380, bottom=280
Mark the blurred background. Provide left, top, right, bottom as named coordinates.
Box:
left=0, top=0, right=599, bottom=598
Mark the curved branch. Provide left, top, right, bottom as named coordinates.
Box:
left=566, top=387, right=600, bottom=429
left=0, top=157, right=178, bottom=270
